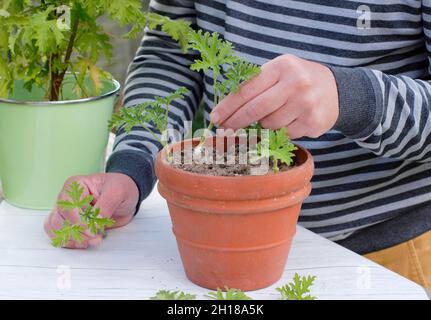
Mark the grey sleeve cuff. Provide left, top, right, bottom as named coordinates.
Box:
left=328, top=66, right=383, bottom=139
left=106, top=149, right=157, bottom=214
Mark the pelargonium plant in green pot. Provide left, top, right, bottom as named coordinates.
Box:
left=0, top=0, right=189, bottom=209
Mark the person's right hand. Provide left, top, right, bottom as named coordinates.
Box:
left=44, top=173, right=139, bottom=249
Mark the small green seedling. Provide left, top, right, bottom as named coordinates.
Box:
left=150, top=290, right=196, bottom=300
left=206, top=287, right=252, bottom=300
left=149, top=274, right=317, bottom=300
left=146, top=12, right=192, bottom=52
left=51, top=220, right=85, bottom=248
left=185, top=29, right=295, bottom=170
left=276, top=273, right=316, bottom=300
left=52, top=181, right=115, bottom=248
left=109, top=87, right=189, bottom=160
left=108, top=19, right=295, bottom=172
left=254, top=127, right=297, bottom=172
left=187, top=30, right=260, bottom=146
left=109, top=86, right=189, bottom=142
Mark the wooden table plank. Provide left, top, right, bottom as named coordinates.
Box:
left=0, top=189, right=428, bottom=300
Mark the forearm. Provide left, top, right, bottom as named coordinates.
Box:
left=107, top=0, right=203, bottom=205
left=330, top=65, right=431, bottom=162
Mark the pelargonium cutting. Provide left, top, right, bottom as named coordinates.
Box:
left=51, top=181, right=114, bottom=248
left=150, top=273, right=317, bottom=300
left=109, top=19, right=298, bottom=173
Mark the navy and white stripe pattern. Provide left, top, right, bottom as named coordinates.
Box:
left=108, top=0, right=431, bottom=241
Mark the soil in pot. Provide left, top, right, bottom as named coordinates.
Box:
left=172, top=147, right=293, bottom=176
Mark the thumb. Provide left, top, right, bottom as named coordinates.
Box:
left=93, top=187, right=123, bottom=220
left=81, top=190, right=122, bottom=245
left=94, top=188, right=136, bottom=229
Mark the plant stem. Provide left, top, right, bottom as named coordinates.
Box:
left=164, top=145, right=173, bottom=163
left=273, top=160, right=279, bottom=173
left=49, top=11, right=80, bottom=101
left=70, top=67, right=89, bottom=98
left=141, top=123, right=165, bottom=147
left=198, top=73, right=218, bottom=147
left=46, top=54, right=52, bottom=99
left=199, top=121, right=214, bottom=144
left=49, top=54, right=61, bottom=101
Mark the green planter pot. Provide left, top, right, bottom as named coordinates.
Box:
left=0, top=75, right=120, bottom=209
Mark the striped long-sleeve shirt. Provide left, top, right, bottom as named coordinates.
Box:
left=107, top=0, right=431, bottom=254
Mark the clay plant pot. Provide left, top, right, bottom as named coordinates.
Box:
left=155, top=138, right=314, bottom=291
left=0, top=75, right=119, bottom=209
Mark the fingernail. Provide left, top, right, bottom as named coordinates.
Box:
left=211, top=112, right=220, bottom=124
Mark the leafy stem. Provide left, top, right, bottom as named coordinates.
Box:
left=109, top=87, right=189, bottom=160
left=206, top=287, right=252, bottom=300
left=109, top=23, right=297, bottom=170
left=50, top=12, right=80, bottom=101
left=51, top=181, right=115, bottom=248
left=276, top=273, right=317, bottom=300
left=149, top=274, right=316, bottom=300
left=186, top=30, right=260, bottom=149
left=70, top=64, right=89, bottom=98
left=52, top=220, right=85, bottom=248
left=150, top=290, right=196, bottom=300
left=141, top=123, right=165, bottom=146
left=254, top=127, right=297, bottom=173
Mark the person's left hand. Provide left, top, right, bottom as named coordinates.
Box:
left=210, top=54, right=339, bottom=139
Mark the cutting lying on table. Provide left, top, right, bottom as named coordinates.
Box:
left=51, top=181, right=115, bottom=248
left=150, top=274, right=317, bottom=300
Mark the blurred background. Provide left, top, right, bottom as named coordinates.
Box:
left=101, top=0, right=150, bottom=86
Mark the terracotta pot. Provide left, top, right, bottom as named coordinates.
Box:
left=155, top=138, right=314, bottom=291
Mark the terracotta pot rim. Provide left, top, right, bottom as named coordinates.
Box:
left=159, top=138, right=312, bottom=181
left=158, top=181, right=312, bottom=213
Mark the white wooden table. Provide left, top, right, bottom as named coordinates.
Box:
left=0, top=188, right=428, bottom=300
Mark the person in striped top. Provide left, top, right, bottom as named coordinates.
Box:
left=45, top=0, right=431, bottom=288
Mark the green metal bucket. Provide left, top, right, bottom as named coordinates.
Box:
left=0, top=75, right=120, bottom=209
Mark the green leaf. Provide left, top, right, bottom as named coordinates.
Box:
left=255, top=128, right=297, bottom=172
left=221, top=60, right=261, bottom=95
left=150, top=290, right=196, bottom=300
left=0, top=9, right=10, bottom=17
left=80, top=206, right=115, bottom=236
left=108, top=103, right=151, bottom=134
left=65, top=180, right=83, bottom=204
left=3, top=0, right=151, bottom=101
left=160, top=17, right=192, bottom=52
left=0, top=52, right=12, bottom=98
left=76, top=29, right=112, bottom=64
left=56, top=200, right=78, bottom=210
left=187, top=30, right=238, bottom=80
left=185, top=28, right=260, bottom=148
left=57, top=180, right=94, bottom=211
left=276, top=273, right=317, bottom=300
left=109, top=87, right=189, bottom=145
left=206, top=287, right=252, bottom=300
left=106, top=0, right=143, bottom=26
left=52, top=180, right=115, bottom=248
left=145, top=12, right=192, bottom=51
left=28, top=7, right=65, bottom=55
left=51, top=220, right=85, bottom=248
